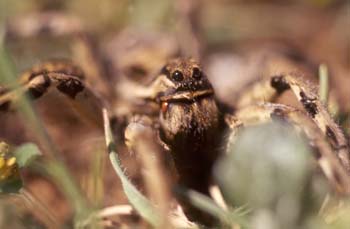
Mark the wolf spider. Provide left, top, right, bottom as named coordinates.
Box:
left=0, top=34, right=350, bottom=224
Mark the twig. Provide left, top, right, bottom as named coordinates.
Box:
left=319, top=64, right=329, bottom=105
left=95, top=203, right=198, bottom=229
left=168, top=204, right=199, bottom=229
left=97, top=204, right=134, bottom=218
left=209, top=185, right=228, bottom=210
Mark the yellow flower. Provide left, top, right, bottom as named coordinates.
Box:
left=0, top=142, right=20, bottom=181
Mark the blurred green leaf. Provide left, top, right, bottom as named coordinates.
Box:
left=215, top=122, right=312, bottom=207
left=14, top=143, right=42, bottom=168
left=214, top=121, right=327, bottom=229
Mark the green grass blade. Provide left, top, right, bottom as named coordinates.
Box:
left=102, top=109, right=161, bottom=226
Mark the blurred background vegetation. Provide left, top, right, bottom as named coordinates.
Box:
left=0, top=0, right=349, bottom=228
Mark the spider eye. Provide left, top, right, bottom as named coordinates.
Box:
left=172, top=70, right=184, bottom=82
left=192, top=67, right=202, bottom=79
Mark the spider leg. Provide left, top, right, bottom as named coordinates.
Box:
left=5, top=12, right=179, bottom=118
left=6, top=13, right=115, bottom=100
left=124, top=115, right=176, bottom=206
left=236, top=73, right=350, bottom=173
left=225, top=103, right=350, bottom=194
left=0, top=61, right=105, bottom=128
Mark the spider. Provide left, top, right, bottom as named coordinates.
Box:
left=0, top=32, right=350, bottom=224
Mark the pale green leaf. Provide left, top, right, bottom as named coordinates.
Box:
left=14, top=143, right=42, bottom=168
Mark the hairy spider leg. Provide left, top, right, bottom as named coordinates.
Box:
left=235, top=73, right=350, bottom=174
left=0, top=61, right=105, bottom=128
left=225, top=103, right=350, bottom=194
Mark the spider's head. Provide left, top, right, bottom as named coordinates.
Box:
left=153, top=58, right=219, bottom=146
left=154, top=59, right=220, bottom=168
left=156, top=58, right=214, bottom=102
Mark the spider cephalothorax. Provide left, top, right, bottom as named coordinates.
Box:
left=149, top=59, right=222, bottom=192
left=152, top=59, right=219, bottom=140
